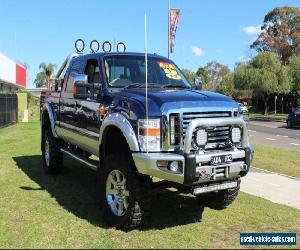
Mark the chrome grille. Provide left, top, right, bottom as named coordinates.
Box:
left=182, top=111, right=232, bottom=149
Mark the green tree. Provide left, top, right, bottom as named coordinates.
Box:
left=181, top=68, right=196, bottom=84
left=288, top=55, right=300, bottom=105
left=37, top=63, right=57, bottom=89
left=251, top=6, right=300, bottom=65
left=216, top=73, right=234, bottom=96
left=34, top=72, right=47, bottom=88
left=202, top=61, right=230, bottom=90
left=196, top=67, right=208, bottom=85
left=234, top=52, right=291, bottom=114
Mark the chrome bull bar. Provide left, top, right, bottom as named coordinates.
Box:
left=183, top=117, right=249, bottom=154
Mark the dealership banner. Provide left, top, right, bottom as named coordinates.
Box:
left=169, top=8, right=180, bottom=54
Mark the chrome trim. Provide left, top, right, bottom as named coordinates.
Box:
left=132, top=152, right=185, bottom=184
left=99, top=113, right=140, bottom=151
left=60, top=121, right=99, bottom=139
left=58, top=127, right=99, bottom=156
left=42, top=102, right=58, bottom=138
left=193, top=180, right=238, bottom=195
left=184, top=117, right=248, bottom=154
left=61, top=148, right=98, bottom=171
left=106, top=169, right=129, bottom=216
left=161, top=106, right=236, bottom=151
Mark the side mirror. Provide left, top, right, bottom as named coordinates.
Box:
left=54, top=78, right=63, bottom=92
left=73, top=74, right=92, bottom=99
left=194, top=76, right=202, bottom=89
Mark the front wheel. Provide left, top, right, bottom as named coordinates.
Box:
left=97, top=154, right=152, bottom=231
left=195, top=180, right=240, bottom=210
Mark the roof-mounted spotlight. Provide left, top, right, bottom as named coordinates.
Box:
left=90, top=40, right=100, bottom=53
left=117, top=42, right=126, bottom=52
left=75, top=39, right=85, bottom=53
left=102, top=41, right=112, bottom=52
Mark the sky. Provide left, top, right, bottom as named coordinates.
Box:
left=0, top=0, right=299, bottom=89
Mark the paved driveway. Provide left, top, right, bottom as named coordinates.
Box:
left=241, top=167, right=300, bottom=210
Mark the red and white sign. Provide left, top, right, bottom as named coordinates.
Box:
left=0, top=52, right=26, bottom=88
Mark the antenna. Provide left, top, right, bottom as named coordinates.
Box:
left=168, top=0, right=170, bottom=58
left=145, top=13, right=149, bottom=153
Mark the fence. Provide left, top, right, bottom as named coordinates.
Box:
left=0, top=94, right=18, bottom=128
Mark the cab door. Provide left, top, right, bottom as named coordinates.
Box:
left=59, top=58, right=83, bottom=145
left=60, top=59, right=81, bottom=129
left=72, top=56, right=104, bottom=155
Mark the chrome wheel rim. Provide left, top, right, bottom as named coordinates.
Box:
left=106, top=170, right=129, bottom=216
left=44, top=139, right=50, bottom=167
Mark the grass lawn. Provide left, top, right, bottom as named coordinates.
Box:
left=0, top=121, right=299, bottom=248
left=247, top=113, right=287, bottom=120
left=252, top=145, right=300, bottom=178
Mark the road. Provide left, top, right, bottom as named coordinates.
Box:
left=246, top=120, right=300, bottom=151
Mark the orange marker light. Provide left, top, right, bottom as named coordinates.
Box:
left=99, top=106, right=108, bottom=115
left=139, top=128, right=160, bottom=136
left=72, top=86, right=77, bottom=95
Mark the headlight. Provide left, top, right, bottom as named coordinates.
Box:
left=231, top=127, right=241, bottom=143
left=138, top=119, right=161, bottom=151
left=195, top=129, right=207, bottom=147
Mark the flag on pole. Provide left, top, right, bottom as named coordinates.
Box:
left=169, top=8, right=180, bottom=54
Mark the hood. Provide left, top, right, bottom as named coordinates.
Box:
left=116, top=88, right=239, bottom=116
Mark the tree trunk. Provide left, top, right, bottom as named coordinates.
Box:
left=263, top=94, right=269, bottom=115
left=47, top=76, right=50, bottom=89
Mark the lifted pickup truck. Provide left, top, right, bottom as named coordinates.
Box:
left=40, top=42, right=254, bottom=230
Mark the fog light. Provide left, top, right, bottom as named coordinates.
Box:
left=169, top=161, right=179, bottom=172
left=196, top=129, right=207, bottom=147
left=231, top=127, right=241, bottom=143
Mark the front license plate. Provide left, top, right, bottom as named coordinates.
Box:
left=211, top=154, right=232, bottom=165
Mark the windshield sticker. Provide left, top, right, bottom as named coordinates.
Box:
left=158, top=62, right=181, bottom=80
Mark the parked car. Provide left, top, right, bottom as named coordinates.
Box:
left=238, top=103, right=248, bottom=114
left=287, top=107, right=300, bottom=128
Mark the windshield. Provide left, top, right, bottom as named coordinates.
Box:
left=104, top=55, right=191, bottom=88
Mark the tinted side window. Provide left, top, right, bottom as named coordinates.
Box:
left=84, top=59, right=100, bottom=83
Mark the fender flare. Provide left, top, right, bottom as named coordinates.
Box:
left=41, top=102, right=58, bottom=138
left=99, top=113, right=140, bottom=152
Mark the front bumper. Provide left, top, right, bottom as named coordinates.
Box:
left=132, top=145, right=254, bottom=185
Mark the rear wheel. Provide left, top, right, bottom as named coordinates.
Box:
left=195, top=180, right=240, bottom=210
left=287, top=120, right=293, bottom=128
left=42, top=128, right=63, bottom=174
left=97, top=154, right=152, bottom=231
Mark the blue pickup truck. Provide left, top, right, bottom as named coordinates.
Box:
left=40, top=42, right=254, bottom=230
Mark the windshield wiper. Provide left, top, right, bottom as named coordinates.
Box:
left=163, top=84, right=191, bottom=89
left=124, top=83, right=162, bottom=89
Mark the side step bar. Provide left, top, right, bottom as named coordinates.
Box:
left=61, top=149, right=98, bottom=171
left=193, top=180, right=238, bottom=195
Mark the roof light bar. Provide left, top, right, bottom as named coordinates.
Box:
left=90, top=40, right=100, bottom=53
left=102, top=41, right=112, bottom=52
left=75, top=39, right=85, bottom=53
left=117, top=42, right=126, bottom=52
